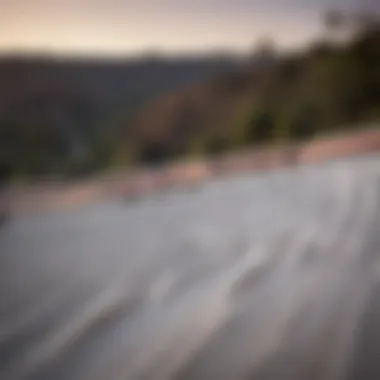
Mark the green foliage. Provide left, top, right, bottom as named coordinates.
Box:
left=0, top=162, right=12, bottom=184
left=187, top=135, right=231, bottom=158
left=187, top=137, right=207, bottom=158
left=278, top=103, right=319, bottom=142
left=203, top=136, right=230, bottom=156
left=1, top=22, right=380, bottom=181
left=109, top=24, right=380, bottom=169
left=244, top=107, right=276, bottom=144
left=0, top=119, right=69, bottom=181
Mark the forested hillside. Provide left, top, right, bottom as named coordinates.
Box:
left=1, top=12, right=379, bottom=182
left=0, top=55, right=242, bottom=180
left=118, top=17, right=380, bottom=167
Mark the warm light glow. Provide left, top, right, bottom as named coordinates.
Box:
left=0, top=0, right=374, bottom=57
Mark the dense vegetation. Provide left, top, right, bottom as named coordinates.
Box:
left=114, top=19, right=380, bottom=168
left=0, top=13, right=379, bottom=182
left=0, top=56, right=241, bottom=182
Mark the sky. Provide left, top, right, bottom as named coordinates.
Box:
left=0, top=0, right=376, bottom=57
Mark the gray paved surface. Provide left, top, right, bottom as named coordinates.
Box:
left=2, top=155, right=380, bottom=379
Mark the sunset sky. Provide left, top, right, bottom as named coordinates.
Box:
left=0, top=0, right=376, bottom=57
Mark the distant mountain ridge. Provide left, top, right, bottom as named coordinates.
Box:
left=2, top=23, right=379, bottom=182
left=0, top=54, right=244, bottom=180
left=0, top=55, right=243, bottom=116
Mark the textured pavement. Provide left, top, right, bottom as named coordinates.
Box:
left=2, top=155, right=380, bottom=379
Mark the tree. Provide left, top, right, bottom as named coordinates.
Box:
left=0, top=163, right=12, bottom=184
left=245, top=107, right=276, bottom=145
left=290, top=104, right=318, bottom=141
left=324, top=10, right=346, bottom=33
left=351, top=11, right=380, bottom=36
left=202, top=136, right=230, bottom=156
left=137, top=141, right=171, bottom=166
left=323, top=10, right=351, bottom=44
left=251, top=36, right=277, bottom=65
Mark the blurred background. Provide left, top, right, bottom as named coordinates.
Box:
left=0, top=0, right=379, bottom=186
left=2, top=3, right=380, bottom=378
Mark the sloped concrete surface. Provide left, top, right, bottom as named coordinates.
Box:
left=2, top=155, right=380, bottom=379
